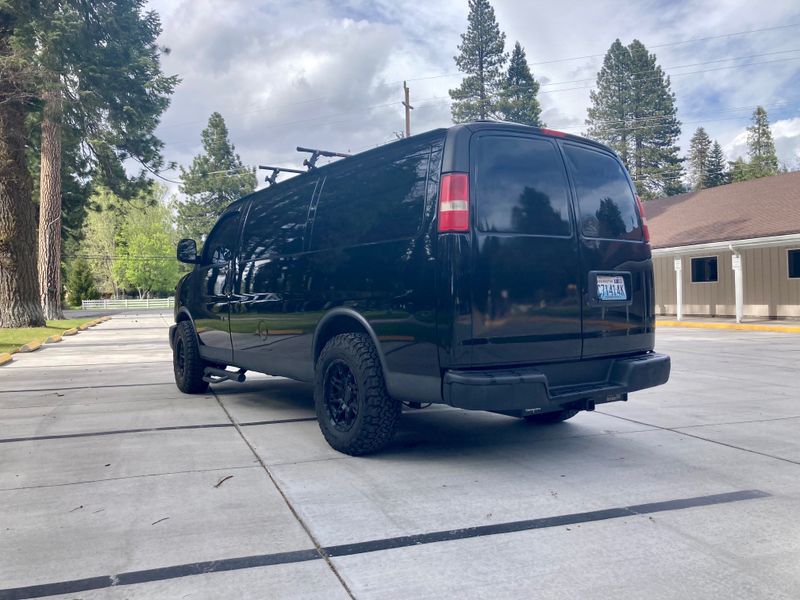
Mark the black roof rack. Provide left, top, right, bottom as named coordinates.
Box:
left=257, top=165, right=305, bottom=186
left=297, top=146, right=351, bottom=170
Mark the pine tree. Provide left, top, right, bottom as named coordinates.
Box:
left=0, top=7, right=46, bottom=327
left=65, top=258, right=98, bottom=307
left=177, top=113, right=257, bottom=242
left=498, top=42, right=542, bottom=126
left=746, top=106, right=779, bottom=179
left=5, top=0, right=178, bottom=319
left=586, top=40, right=632, bottom=167
left=729, top=157, right=750, bottom=183
left=449, top=0, right=507, bottom=123
left=586, top=39, right=683, bottom=198
left=705, top=141, right=728, bottom=187
left=688, top=127, right=712, bottom=190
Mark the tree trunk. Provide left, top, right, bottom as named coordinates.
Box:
left=38, top=88, right=64, bottom=319
left=0, top=15, right=46, bottom=328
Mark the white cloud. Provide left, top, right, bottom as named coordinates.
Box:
left=773, top=117, right=800, bottom=168
left=725, top=117, right=800, bottom=168
left=146, top=0, right=800, bottom=192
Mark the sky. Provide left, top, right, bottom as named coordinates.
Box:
left=145, top=0, right=800, bottom=191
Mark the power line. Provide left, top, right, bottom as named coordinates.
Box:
left=165, top=100, right=404, bottom=150
left=68, top=254, right=177, bottom=261
left=154, top=22, right=800, bottom=137
left=403, top=22, right=800, bottom=82
left=158, top=51, right=800, bottom=157
left=536, top=48, right=800, bottom=89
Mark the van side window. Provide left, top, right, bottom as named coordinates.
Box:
left=564, top=145, right=643, bottom=241
left=201, top=212, right=240, bottom=266
left=475, top=136, right=572, bottom=236
left=241, top=180, right=318, bottom=261
left=310, top=143, right=431, bottom=250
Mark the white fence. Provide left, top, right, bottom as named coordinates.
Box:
left=81, top=297, right=175, bottom=310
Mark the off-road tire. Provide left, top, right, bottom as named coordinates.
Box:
left=173, top=321, right=209, bottom=394
left=523, top=409, right=579, bottom=424
left=315, top=333, right=400, bottom=455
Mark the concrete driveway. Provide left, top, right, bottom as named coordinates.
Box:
left=1, top=311, right=799, bottom=599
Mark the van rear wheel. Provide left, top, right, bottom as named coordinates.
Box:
left=315, top=333, right=400, bottom=455
left=523, top=409, right=578, bottom=424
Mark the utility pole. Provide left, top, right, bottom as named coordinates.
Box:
left=402, top=81, right=414, bottom=138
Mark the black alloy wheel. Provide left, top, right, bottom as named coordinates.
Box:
left=173, top=320, right=209, bottom=394
left=323, top=360, right=360, bottom=432
left=314, top=333, right=400, bottom=455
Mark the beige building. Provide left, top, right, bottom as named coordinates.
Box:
left=647, top=172, right=800, bottom=321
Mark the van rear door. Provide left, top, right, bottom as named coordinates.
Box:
left=468, top=133, right=582, bottom=366
left=561, top=142, right=654, bottom=358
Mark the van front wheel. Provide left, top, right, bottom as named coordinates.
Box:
left=315, top=333, right=400, bottom=455
left=173, top=321, right=209, bottom=394
left=523, top=409, right=578, bottom=424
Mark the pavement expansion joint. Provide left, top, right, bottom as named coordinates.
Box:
left=0, top=464, right=261, bottom=492
left=0, top=489, right=770, bottom=600
left=598, top=411, right=800, bottom=467
left=210, top=388, right=358, bottom=600
left=0, top=416, right=319, bottom=445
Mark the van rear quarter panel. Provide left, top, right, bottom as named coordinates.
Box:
left=304, top=237, right=441, bottom=398
left=302, top=136, right=445, bottom=400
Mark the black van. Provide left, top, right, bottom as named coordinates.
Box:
left=170, top=122, right=670, bottom=455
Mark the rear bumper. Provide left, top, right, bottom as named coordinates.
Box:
left=168, top=324, right=177, bottom=350
left=442, top=352, right=670, bottom=413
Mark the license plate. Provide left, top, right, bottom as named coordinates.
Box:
left=597, top=275, right=626, bottom=301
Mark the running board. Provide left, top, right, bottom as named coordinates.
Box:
left=203, top=366, right=247, bottom=384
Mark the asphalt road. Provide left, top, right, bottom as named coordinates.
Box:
left=1, top=311, right=799, bottom=599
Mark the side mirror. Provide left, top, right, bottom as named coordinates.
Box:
left=177, top=238, right=198, bottom=264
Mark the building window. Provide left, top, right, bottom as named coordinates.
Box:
left=691, top=256, right=718, bottom=283
left=789, top=249, right=800, bottom=279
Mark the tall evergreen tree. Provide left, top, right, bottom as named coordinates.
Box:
left=687, top=127, right=712, bottom=190
left=628, top=40, right=683, bottom=197
left=6, top=0, right=178, bottom=319
left=177, top=113, right=257, bottom=242
left=586, top=39, right=683, bottom=198
left=498, top=42, right=542, bottom=126
left=0, top=7, right=45, bottom=327
left=449, top=0, right=507, bottom=122
left=705, top=140, right=728, bottom=187
left=65, top=258, right=98, bottom=306
left=746, top=106, right=779, bottom=178
left=729, top=157, right=750, bottom=183
left=586, top=40, right=632, bottom=167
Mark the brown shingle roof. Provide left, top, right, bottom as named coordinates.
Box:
left=645, top=171, right=800, bottom=249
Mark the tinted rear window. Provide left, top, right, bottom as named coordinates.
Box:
left=310, top=142, right=432, bottom=251
left=474, top=136, right=572, bottom=236
left=563, top=144, right=643, bottom=241
left=241, top=180, right=318, bottom=260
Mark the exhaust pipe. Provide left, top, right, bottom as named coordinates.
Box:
left=203, top=366, right=247, bottom=384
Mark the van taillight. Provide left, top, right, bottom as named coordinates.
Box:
left=438, top=173, right=470, bottom=233
left=635, top=195, right=650, bottom=243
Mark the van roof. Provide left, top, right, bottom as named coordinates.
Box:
left=226, top=121, right=614, bottom=212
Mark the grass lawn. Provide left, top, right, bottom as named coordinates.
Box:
left=0, top=318, right=97, bottom=354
